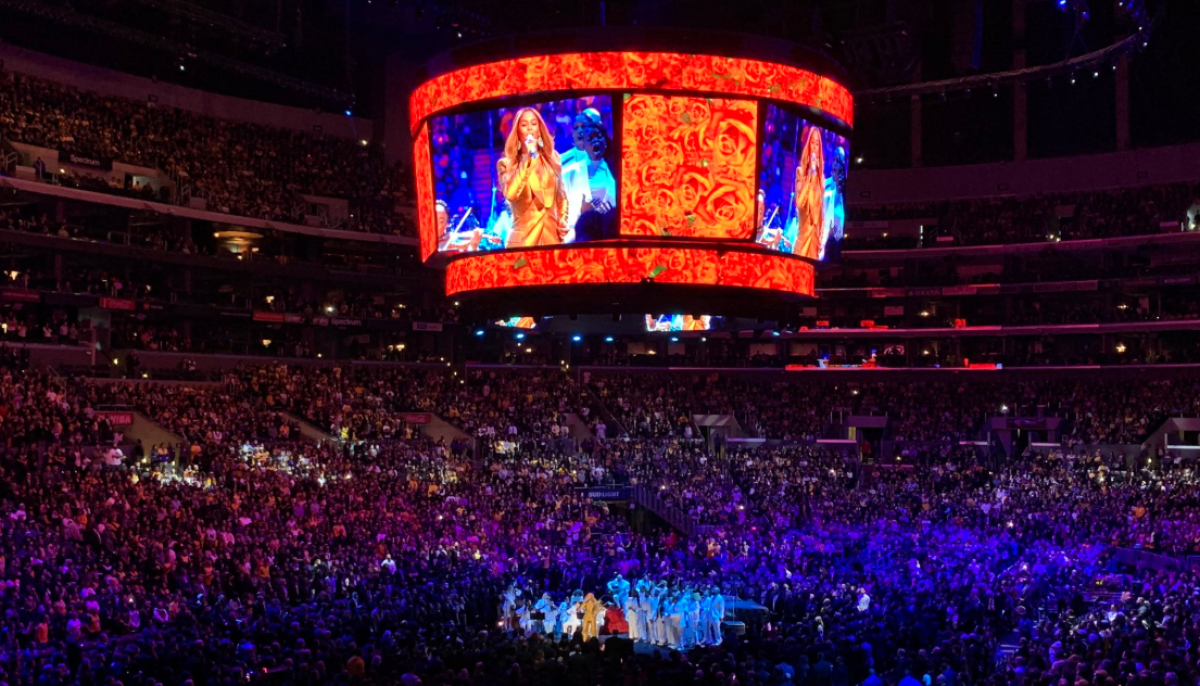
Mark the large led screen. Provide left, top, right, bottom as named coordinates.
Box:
left=620, top=95, right=758, bottom=239
left=756, top=104, right=849, bottom=261
left=445, top=246, right=815, bottom=297
left=430, top=95, right=617, bottom=254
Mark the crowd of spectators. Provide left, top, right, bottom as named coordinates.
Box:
left=238, top=364, right=593, bottom=443
left=586, top=373, right=700, bottom=439
left=6, top=353, right=1200, bottom=686
left=0, top=349, right=121, bottom=446
left=847, top=183, right=1198, bottom=249
left=573, top=374, right=1200, bottom=445
left=0, top=69, right=414, bottom=236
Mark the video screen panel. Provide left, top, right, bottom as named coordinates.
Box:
left=645, top=315, right=716, bottom=332
left=620, top=95, right=758, bottom=239
left=430, top=95, right=617, bottom=254
left=756, top=104, right=848, bottom=261
left=495, top=317, right=538, bottom=329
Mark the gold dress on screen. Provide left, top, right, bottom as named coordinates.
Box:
left=793, top=128, right=826, bottom=260
left=503, top=159, right=569, bottom=248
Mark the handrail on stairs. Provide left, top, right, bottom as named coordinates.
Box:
left=630, top=484, right=695, bottom=537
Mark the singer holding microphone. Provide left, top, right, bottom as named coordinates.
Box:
left=498, top=108, right=571, bottom=248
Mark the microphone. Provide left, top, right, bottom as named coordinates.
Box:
left=525, top=135, right=538, bottom=160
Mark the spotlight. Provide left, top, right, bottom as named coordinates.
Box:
left=516, top=333, right=525, bottom=340
left=670, top=337, right=679, bottom=342
left=344, top=109, right=353, bottom=117
left=475, top=330, right=485, bottom=337
left=572, top=335, right=582, bottom=342
left=605, top=336, right=614, bottom=343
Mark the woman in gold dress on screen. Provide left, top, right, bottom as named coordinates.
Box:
left=498, top=108, right=571, bottom=247
left=793, top=126, right=826, bottom=260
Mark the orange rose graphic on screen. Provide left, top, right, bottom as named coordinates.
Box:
left=411, top=52, right=853, bottom=135
left=444, top=247, right=814, bottom=296
left=621, top=94, right=758, bottom=239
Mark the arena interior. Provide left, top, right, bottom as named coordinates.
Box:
left=1, top=0, right=1200, bottom=684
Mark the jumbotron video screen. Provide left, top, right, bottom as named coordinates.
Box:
left=411, top=51, right=853, bottom=303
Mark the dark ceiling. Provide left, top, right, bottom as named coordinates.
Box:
left=0, top=0, right=1193, bottom=163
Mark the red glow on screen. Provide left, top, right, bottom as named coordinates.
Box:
left=410, top=52, right=853, bottom=131
left=620, top=95, right=758, bottom=240
left=445, top=246, right=815, bottom=296
left=413, top=125, right=437, bottom=261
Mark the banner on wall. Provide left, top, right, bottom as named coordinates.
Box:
left=97, top=411, right=134, bottom=426
left=401, top=413, right=432, bottom=425
left=317, top=317, right=363, bottom=328
left=413, top=322, right=444, bottom=332
left=61, top=152, right=113, bottom=171
left=99, top=297, right=136, bottom=311
left=580, top=487, right=633, bottom=500
left=0, top=289, right=41, bottom=303
left=252, top=311, right=286, bottom=323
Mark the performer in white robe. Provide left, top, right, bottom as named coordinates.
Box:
left=683, top=592, right=702, bottom=649
left=624, top=593, right=641, bottom=641
left=698, top=592, right=714, bottom=646
left=561, top=599, right=580, bottom=638
left=534, top=593, right=556, bottom=635
left=501, top=585, right=520, bottom=632
left=516, top=601, right=534, bottom=635
left=666, top=594, right=684, bottom=650
left=638, top=590, right=653, bottom=641
left=708, top=588, right=726, bottom=646
left=595, top=599, right=607, bottom=635
left=645, top=589, right=661, bottom=644
left=558, top=599, right=576, bottom=637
